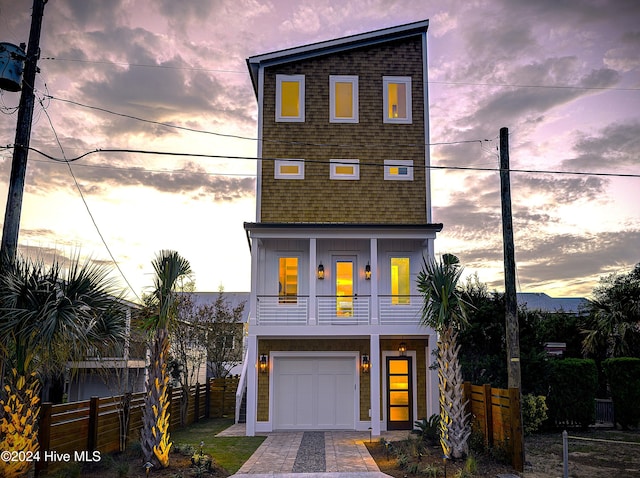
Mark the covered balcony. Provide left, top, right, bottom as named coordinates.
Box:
left=254, top=294, right=423, bottom=326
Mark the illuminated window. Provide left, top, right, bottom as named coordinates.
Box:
left=279, top=257, right=298, bottom=303
left=275, top=159, right=304, bottom=179
left=336, top=260, right=354, bottom=317
left=330, top=159, right=359, bottom=180
left=391, top=257, right=410, bottom=305
left=330, top=75, right=358, bottom=123
left=384, top=160, right=414, bottom=180
left=383, top=76, right=412, bottom=124
left=387, top=357, right=412, bottom=426
left=276, top=74, right=305, bottom=122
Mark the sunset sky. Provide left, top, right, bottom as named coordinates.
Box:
left=1, top=0, right=638, bottom=301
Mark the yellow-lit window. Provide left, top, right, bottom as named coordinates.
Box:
left=336, top=261, right=353, bottom=317
left=281, top=82, right=299, bottom=116
left=330, top=159, right=359, bottom=180
left=384, top=160, right=414, bottom=181
left=276, top=75, right=304, bottom=122
left=383, top=76, right=412, bottom=124
left=275, top=159, right=304, bottom=179
left=388, top=357, right=411, bottom=424
left=330, top=76, right=358, bottom=123
left=279, top=257, right=298, bottom=303
left=391, top=258, right=410, bottom=305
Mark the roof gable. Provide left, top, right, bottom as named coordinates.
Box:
left=246, top=19, right=428, bottom=95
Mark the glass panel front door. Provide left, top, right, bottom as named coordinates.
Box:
left=335, top=259, right=354, bottom=317
left=387, top=356, right=412, bottom=430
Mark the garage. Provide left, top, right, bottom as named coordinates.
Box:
left=273, top=355, right=356, bottom=430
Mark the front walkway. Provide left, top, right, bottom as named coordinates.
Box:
left=218, top=425, right=411, bottom=476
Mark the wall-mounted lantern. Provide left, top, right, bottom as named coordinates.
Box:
left=361, top=354, right=370, bottom=373
left=317, top=263, right=325, bottom=280
left=259, top=354, right=268, bottom=373
left=365, top=262, right=371, bottom=280
left=398, top=342, right=407, bottom=356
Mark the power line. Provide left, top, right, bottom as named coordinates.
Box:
left=29, top=158, right=256, bottom=177
left=42, top=93, right=491, bottom=150
left=428, top=80, right=640, bottom=92
left=40, top=57, right=640, bottom=91
left=41, top=57, right=246, bottom=74
left=15, top=145, right=640, bottom=179
left=38, top=99, right=142, bottom=302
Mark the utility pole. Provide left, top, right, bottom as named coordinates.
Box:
left=0, top=0, right=47, bottom=393
left=499, top=127, right=521, bottom=389
left=500, top=126, right=525, bottom=470
left=1, top=0, right=47, bottom=264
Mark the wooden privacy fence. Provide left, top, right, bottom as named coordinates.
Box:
left=463, top=382, right=524, bottom=472
left=35, top=376, right=239, bottom=475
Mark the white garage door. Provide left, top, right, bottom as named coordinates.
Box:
left=274, top=356, right=356, bottom=430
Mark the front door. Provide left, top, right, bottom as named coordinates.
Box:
left=387, top=356, right=413, bottom=430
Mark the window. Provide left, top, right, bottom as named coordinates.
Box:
left=215, top=334, right=236, bottom=350
left=330, top=75, right=358, bottom=123
left=384, top=160, right=414, bottom=180
left=391, top=257, right=410, bottom=304
left=275, top=159, right=304, bottom=179
left=276, top=74, right=305, bottom=122
left=336, top=260, right=354, bottom=317
left=330, top=159, right=359, bottom=180
left=383, top=76, right=412, bottom=124
left=279, top=257, right=298, bottom=303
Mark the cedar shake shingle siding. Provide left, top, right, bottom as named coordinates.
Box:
left=261, top=37, right=427, bottom=224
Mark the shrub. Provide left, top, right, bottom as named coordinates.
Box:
left=546, top=358, right=597, bottom=428
left=522, top=394, right=548, bottom=435
left=464, top=454, right=477, bottom=473
left=412, top=414, right=441, bottom=446
left=603, top=357, right=640, bottom=429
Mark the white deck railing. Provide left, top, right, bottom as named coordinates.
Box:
left=256, top=296, right=309, bottom=325
left=317, top=296, right=370, bottom=325
left=379, top=295, right=423, bottom=325
left=235, top=349, right=249, bottom=424
left=254, top=295, right=423, bottom=326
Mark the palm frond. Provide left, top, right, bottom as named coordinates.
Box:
left=417, top=254, right=470, bottom=332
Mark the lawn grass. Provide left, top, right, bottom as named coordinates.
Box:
left=171, top=418, right=266, bottom=474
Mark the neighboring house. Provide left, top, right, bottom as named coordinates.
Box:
left=517, top=292, right=588, bottom=315
left=189, top=292, right=250, bottom=378
left=66, top=299, right=146, bottom=402
left=241, top=20, right=441, bottom=436
left=517, top=292, right=589, bottom=357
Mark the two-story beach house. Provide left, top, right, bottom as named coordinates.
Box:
left=241, top=20, right=442, bottom=436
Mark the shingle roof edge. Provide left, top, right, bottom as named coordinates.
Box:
left=246, top=19, right=429, bottom=95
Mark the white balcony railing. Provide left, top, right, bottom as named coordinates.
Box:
left=317, top=296, right=370, bottom=325
left=255, top=295, right=423, bottom=326
left=379, top=295, right=423, bottom=325
left=256, top=296, right=308, bottom=325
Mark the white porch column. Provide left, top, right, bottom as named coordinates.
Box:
left=245, top=334, right=258, bottom=436
left=370, top=333, right=381, bottom=436
left=309, top=238, right=317, bottom=325
left=249, top=238, right=259, bottom=327
left=370, top=238, right=379, bottom=325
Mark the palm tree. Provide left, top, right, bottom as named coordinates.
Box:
left=417, top=253, right=471, bottom=460
left=582, top=263, right=640, bottom=358
left=0, top=255, right=125, bottom=477
left=140, top=250, right=192, bottom=468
